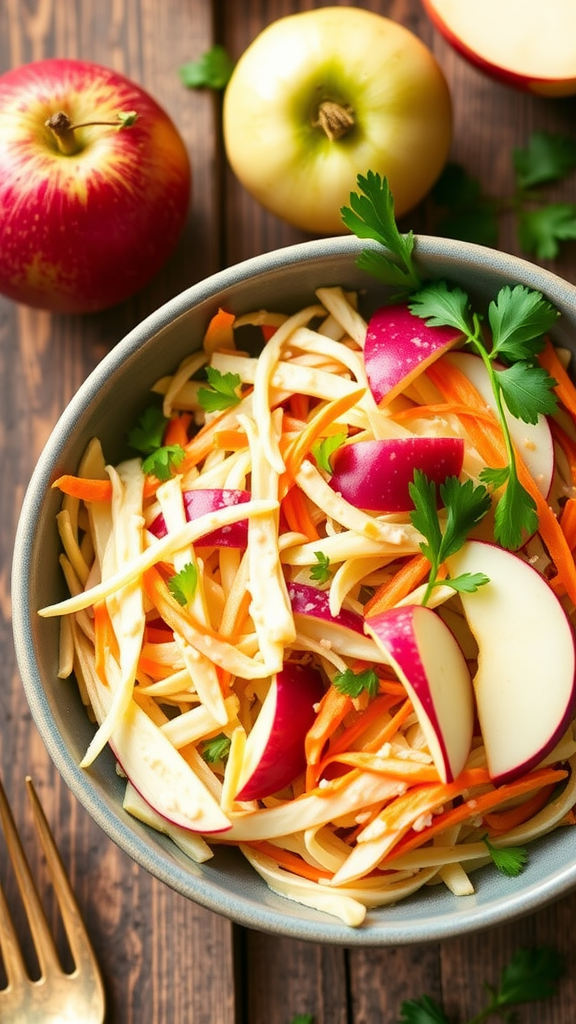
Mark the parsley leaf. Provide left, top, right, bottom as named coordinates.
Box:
left=488, top=285, right=559, bottom=363
left=398, top=995, right=448, bottom=1024
left=409, top=472, right=491, bottom=605
left=201, top=733, right=231, bottom=764
left=198, top=367, right=242, bottom=413
left=309, top=551, right=332, bottom=585
left=179, top=45, right=235, bottom=90
left=167, top=562, right=198, bottom=606
left=482, top=835, right=528, bottom=877
left=518, top=203, right=576, bottom=261
left=128, top=405, right=167, bottom=454
left=490, top=474, right=539, bottom=551
left=333, top=667, right=379, bottom=699
left=409, top=280, right=474, bottom=337
left=311, top=432, right=347, bottom=474
left=141, top=445, right=185, bottom=482
left=513, top=131, right=576, bottom=190
left=340, top=172, right=421, bottom=291
left=496, top=362, right=558, bottom=424
left=290, top=1017, right=314, bottom=1024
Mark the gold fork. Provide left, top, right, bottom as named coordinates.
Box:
left=0, top=775, right=106, bottom=1022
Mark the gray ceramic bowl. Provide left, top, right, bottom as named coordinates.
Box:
left=11, top=235, right=576, bottom=945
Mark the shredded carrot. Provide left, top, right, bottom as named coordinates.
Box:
left=560, top=497, right=576, bottom=550
left=261, top=324, right=278, bottom=343
left=137, top=656, right=177, bottom=681
left=393, top=400, right=498, bottom=428
left=249, top=841, right=332, bottom=882
left=288, top=392, right=310, bottom=421
left=202, top=307, right=236, bottom=357
left=384, top=765, right=568, bottom=863
left=323, top=693, right=401, bottom=759
left=281, top=485, right=320, bottom=541
left=364, top=554, right=430, bottom=618
left=279, top=387, right=364, bottom=497
left=539, top=337, right=576, bottom=423
left=305, top=686, right=353, bottom=790
left=53, top=474, right=158, bottom=501
left=93, top=601, right=117, bottom=684
left=164, top=412, right=193, bottom=448
left=212, top=428, right=248, bottom=452
left=483, top=783, right=556, bottom=835
left=320, top=751, right=440, bottom=783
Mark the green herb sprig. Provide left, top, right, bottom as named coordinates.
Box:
left=198, top=366, right=243, bottom=413
left=127, top=405, right=185, bottom=482
left=167, top=562, right=198, bottom=606
left=179, top=44, right=235, bottom=91
left=333, top=666, right=379, bottom=699
left=310, top=432, right=347, bottom=474
left=309, top=551, right=332, bottom=585
left=201, top=733, right=232, bottom=764
left=409, top=471, right=491, bottom=605
left=482, top=835, right=529, bottom=878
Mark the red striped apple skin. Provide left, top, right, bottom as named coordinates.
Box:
left=0, top=59, right=191, bottom=313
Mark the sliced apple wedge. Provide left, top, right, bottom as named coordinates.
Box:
left=448, top=352, right=554, bottom=498
left=288, top=581, right=391, bottom=663
left=364, top=605, right=474, bottom=783
left=329, top=436, right=464, bottom=512
left=234, top=662, right=326, bottom=802
left=446, top=539, right=576, bottom=784
left=364, top=304, right=464, bottom=406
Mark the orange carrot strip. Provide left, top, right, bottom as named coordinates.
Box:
left=320, top=751, right=440, bottom=783
left=560, top=497, right=576, bottom=551
left=288, top=392, right=311, bottom=421
left=261, top=324, right=278, bottom=343
left=279, top=387, right=364, bottom=496
left=483, top=783, right=556, bottom=835
left=324, top=693, right=401, bottom=758
left=539, top=337, right=576, bottom=423
left=249, top=841, right=331, bottom=882
left=364, top=554, right=430, bottom=618
left=52, top=475, right=113, bottom=502
left=202, top=307, right=236, bottom=357
left=393, top=401, right=498, bottom=427
left=385, top=766, right=568, bottom=863
left=93, top=601, right=117, bottom=684
left=164, top=412, right=193, bottom=448
left=305, top=686, right=353, bottom=790
left=137, top=656, right=176, bottom=681
left=212, top=429, right=248, bottom=451
left=281, top=486, right=320, bottom=541
left=427, top=358, right=576, bottom=604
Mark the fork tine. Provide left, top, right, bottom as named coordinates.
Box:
left=24, top=775, right=104, bottom=995
left=0, top=867, right=28, bottom=990
left=0, top=774, right=61, bottom=980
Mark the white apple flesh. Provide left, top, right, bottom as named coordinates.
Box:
left=364, top=304, right=464, bottom=406
left=364, top=604, right=474, bottom=783
left=235, top=662, right=326, bottom=802
left=329, top=436, right=464, bottom=512
left=446, top=540, right=576, bottom=784
left=448, top=352, right=555, bottom=498
left=422, top=0, right=576, bottom=97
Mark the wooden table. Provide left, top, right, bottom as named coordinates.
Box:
left=1, top=2, right=575, bottom=1021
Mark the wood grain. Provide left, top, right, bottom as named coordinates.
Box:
left=1, top=0, right=575, bottom=1021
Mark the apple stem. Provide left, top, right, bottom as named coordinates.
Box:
left=45, top=110, right=137, bottom=155
left=313, top=100, right=355, bottom=141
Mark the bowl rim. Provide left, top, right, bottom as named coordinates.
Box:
left=11, top=233, right=576, bottom=945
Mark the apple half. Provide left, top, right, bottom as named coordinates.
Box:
left=329, top=436, right=464, bottom=512
left=364, top=604, right=474, bottom=783
left=448, top=352, right=554, bottom=498
left=421, top=0, right=576, bottom=97
left=234, top=662, right=326, bottom=802
left=364, top=304, right=464, bottom=406
left=446, top=540, right=576, bottom=784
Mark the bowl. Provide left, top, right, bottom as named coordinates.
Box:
left=11, top=234, right=576, bottom=945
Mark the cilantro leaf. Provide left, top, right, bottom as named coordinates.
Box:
left=179, top=45, right=235, bottom=90
left=518, top=203, right=576, bottom=261
left=494, top=946, right=564, bottom=1006
left=201, top=733, right=231, bottom=764
left=341, top=172, right=421, bottom=290
left=128, top=405, right=167, bottom=454
left=333, top=667, right=379, bottom=699
left=496, top=362, right=558, bottom=424
left=488, top=285, right=559, bottom=362
left=311, top=432, right=346, bottom=474
left=409, top=280, right=473, bottom=337
left=483, top=835, right=528, bottom=877
left=198, top=367, right=242, bottom=412
left=167, top=562, right=198, bottom=606
left=309, top=551, right=332, bottom=585
left=141, top=445, right=185, bottom=482
left=513, top=131, right=576, bottom=190
left=491, top=473, right=538, bottom=550
left=290, top=1016, right=314, bottom=1024
left=479, top=465, right=510, bottom=491
left=398, top=995, right=448, bottom=1024
left=409, top=472, right=491, bottom=604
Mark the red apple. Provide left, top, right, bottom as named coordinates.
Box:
left=364, top=304, right=464, bottom=406
left=235, top=662, right=326, bottom=802
left=421, top=0, right=576, bottom=97
left=0, top=58, right=191, bottom=313
left=365, top=604, right=474, bottom=783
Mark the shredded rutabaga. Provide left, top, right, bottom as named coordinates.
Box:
left=42, top=288, right=576, bottom=928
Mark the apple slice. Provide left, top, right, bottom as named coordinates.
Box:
left=364, top=304, right=464, bottom=406
left=235, top=662, right=326, bottom=801
left=448, top=352, right=554, bottom=498
left=446, top=539, right=576, bottom=784
left=364, top=604, right=474, bottom=783
left=329, top=436, right=464, bottom=511
left=149, top=487, right=250, bottom=548
left=288, top=581, right=390, bottom=663
left=421, top=0, right=576, bottom=97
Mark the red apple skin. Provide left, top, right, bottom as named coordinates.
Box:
left=0, top=59, right=191, bottom=313
left=329, top=437, right=464, bottom=512
left=235, top=663, right=326, bottom=802
left=421, top=0, right=576, bottom=97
